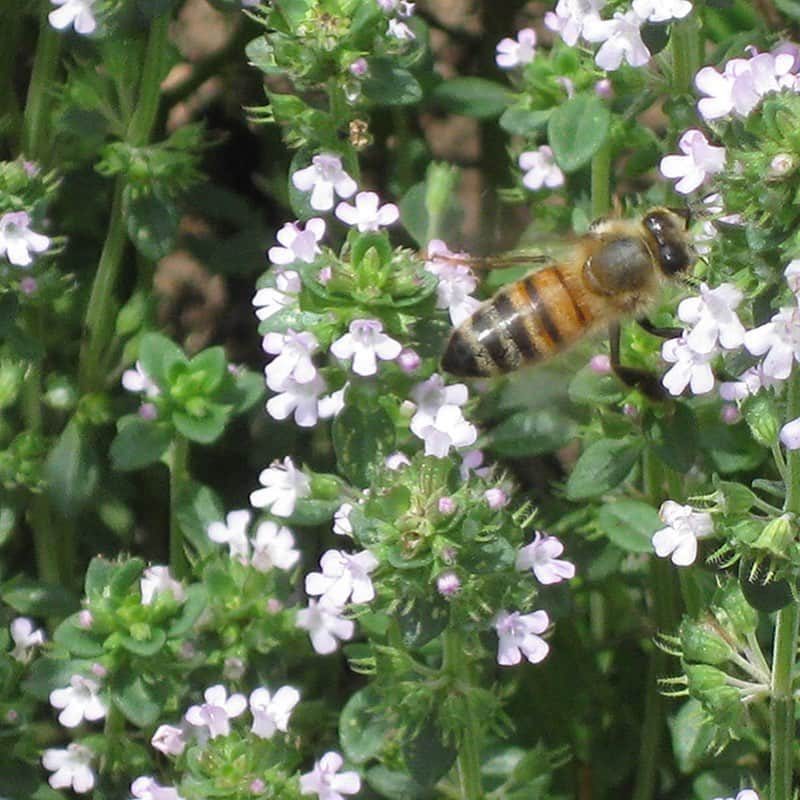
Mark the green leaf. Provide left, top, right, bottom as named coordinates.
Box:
left=118, top=626, right=167, bottom=656
left=173, top=403, right=229, bottom=444
left=499, top=107, right=552, bottom=135
left=174, top=481, right=225, bottom=559
left=340, top=687, right=393, bottom=764
left=332, top=402, right=396, bottom=487
left=44, top=419, right=99, bottom=517
left=114, top=669, right=166, bottom=727
left=366, top=766, right=426, bottom=800
left=187, top=347, right=228, bottom=394
left=110, top=417, right=172, bottom=471
left=644, top=403, right=699, bottom=473
left=431, top=77, right=511, bottom=119
left=547, top=93, right=611, bottom=173
left=285, top=497, right=342, bottom=526
left=109, top=557, right=146, bottom=597
left=84, top=556, right=115, bottom=597
left=138, top=332, right=186, bottom=388
left=696, top=407, right=766, bottom=474
left=566, top=438, right=642, bottom=500
left=53, top=615, right=104, bottom=658
left=362, top=58, right=423, bottom=106
left=396, top=596, right=448, bottom=648
left=670, top=699, right=716, bottom=774
left=402, top=717, right=458, bottom=789
left=489, top=408, right=576, bottom=457
left=0, top=575, right=79, bottom=617
left=123, top=191, right=180, bottom=261
left=596, top=499, right=661, bottom=554
left=568, top=366, right=623, bottom=404
left=774, top=0, right=800, bottom=20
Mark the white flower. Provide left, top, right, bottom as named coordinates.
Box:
left=318, top=384, right=347, bottom=419
left=131, top=776, right=185, bottom=800
left=151, top=723, right=186, bottom=756
left=296, top=598, right=355, bottom=654
left=263, top=329, right=319, bottom=391
left=292, top=154, right=357, bottom=211
left=140, top=566, right=185, bottom=606
left=49, top=675, right=108, bottom=728
left=411, top=374, right=469, bottom=423
left=410, top=404, right=478, bottom=457
left=0, top=211, right=50, bottom=266
left=519, top=146, right=565, bottom=191
left=42, top=744, right=95, bottom=794
left=516, top=532, right=576, bottom=584
left=661, top=336, right=717, bottom=396
left=631, top=0, right=692, bottom=22
left=48, top=0, right=97, bottom=35
left=494, top=609, right=550, bottom=666
left=652, top=500, right=713, bottom=566
left=253, top=269, right=301, bottom=321
left=744, top=306, right=800, bottom=381
left=122, top=361, right=161, bottom=397
left=330, top=319, right=402, bottom=376
left=300, top=751, right=361, bottom=800
left=677, top=282, right=745, bottom=354
left=545, top=0, right=606, bottom=46
left=424, top=241, right=481, bottom=326
left=335, top=191, right=400, bottom=232
left=496, top=28, right=537, bottom=69
left=785, top=259, right=800, bottom=295
left=333, top=502, right=354, bottom=536
left=10, top=617, right=45, bottom=661
left=660, top=130, right=726, bottom=195
left=250, top=521, right=300, bottom=572
left=305, top=549, right=379, bottom=605
left=713, top=792, right=761, bottom=800
left=459, top=448, right=491, bottom=479
left=387, top=18, right=415, bottom=40
left=584, top=10, right=651, bottom=71
left=249, top=685, right=300, bottom=738
left=267, top=372, right=327, bottom=428
left=719, top=364, right=781, bottom=401
left=250, top=456, right=311, bottom=518
left=208, top=510, right=251, bottom=561
left=268, top=218, right=325, bottom=265
left=184, top=685, right=247, bottom=739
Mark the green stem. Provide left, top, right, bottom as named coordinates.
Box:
left=770, top=372, right=800, bottom=800
left=22, top=13, right=61, bottom=161
left=0, top=0, right=22, bottom=151
left=443, top=628, right=482, bottom=800
left=78, top=15, right=170, bottom=392
left=169, top=435, right=190, bottom=580
left=591, top=137, right=612, bottom=220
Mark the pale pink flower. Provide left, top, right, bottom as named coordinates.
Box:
left=292, top=154, right=357, bottom=211
left=516, top=532, right=576, bottom=584
left=207, top=509, right=251, bottom=561
left=305, top=549, right=379, bottom=605
left=10, top=617, right=45, bottom=661
left=387, top=18, right=415, bottom=40
left=744, top=306, right=800, bottom=381
left=268, top=218, right=325, bottom=265
left=48, top=0, right=97, bottom=35
left=151, top=723, right=186, bottom=756
left=677, top=282, right=745, bottom=354
left=519, top=146, right=565, bottom=191
left=631, top=0, right=692, bottom=22
left=253, top=269, right=301, bottom=321
left=335, top=191, right=399, bottom=232
left=296, top=598, right=355, bottom=654
left=494, top=610, right=550, bottom=666
left=42, top=744, right=95, bottom=793
left=251, top=456, right=311, bottom=517
left=300, top=751, right=361, bottom=800
left=410, top=404, right=478, bottom=457
left=584, top=10, right=651, bottom=71
left=545, top=0, right=606, bottom=46
left=785, top=259, right=800, bottom=295
left=249, top=685, right=300, bottom=738
left=330, top=319, right=402, bottom=376
left=50, top=675, right=107, bottom=728
left=263, top=329, right=319, bottom=391
left=140, top=566, right=185, bottom=606
left=661, top=336, right=717, bottom=396
left=0, top=211, right=49, bottom=267
left=660, top=130, right=726, bottom=195
left=266, top=373, right=326, bottom=427
left=333, top=502, right=354, bottom=536
left=130, top=776, right=185, bottom=800
left=250, top=521, right=300, bottom=572
left=496, top=28, right=537, bottom=69
left=781, top=416, right=800, bottom=448
left=122, top=361, right=161, bottom=397
left=652, top=500, right=713, bottom=566
left=184, top=685, right=247, bottom=739
left=719, top=364, right=781, bottom=401
left=436, top=571, right=461, bottom=596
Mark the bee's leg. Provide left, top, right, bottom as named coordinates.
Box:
left=636, top=318, right=683, bottom=339
left=608, top=322, right=666, bottom=400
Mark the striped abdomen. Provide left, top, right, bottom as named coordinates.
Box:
left=442, top=265, right=597, bottom=377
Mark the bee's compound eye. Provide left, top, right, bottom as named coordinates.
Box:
left=660, top=244, right=690, bottom=275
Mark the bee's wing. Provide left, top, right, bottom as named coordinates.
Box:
left=425, top=252, right=550, bottom=271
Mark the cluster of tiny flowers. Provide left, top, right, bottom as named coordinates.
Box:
left=207, top=509, right=301, bottom=571
left=48, top=0, right=97, bottom=35
left=424, top=240, right=481, bottom=326
left=545, top=0, right=691, bottom=71
left=660, top=282, right=746, bottom=397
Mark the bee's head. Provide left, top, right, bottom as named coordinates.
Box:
left=643, top=207, right=695, bottom=277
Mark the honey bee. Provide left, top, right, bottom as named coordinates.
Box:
left=440, top=207, right=695, bottom=396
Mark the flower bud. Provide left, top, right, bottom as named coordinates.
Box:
left=751, top=514, right=795, bottom=557
left=436, top=570, right=461, bottom=596
left=685, top=663, right=727, bottom=694
left=679, top=618, right=733, bottom=665
left=769, top=153, right=794, bottom=177
left=712, top=580, right=758, bottom=637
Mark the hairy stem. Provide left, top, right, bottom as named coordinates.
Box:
left=22, top=13, right=61, bottom=162
left=169, top=435, right=190, bottom=580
